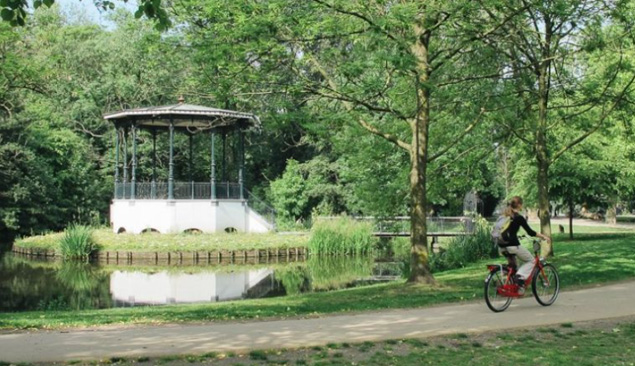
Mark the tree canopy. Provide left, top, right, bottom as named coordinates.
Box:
left=1, top=1, right=634, bottom=280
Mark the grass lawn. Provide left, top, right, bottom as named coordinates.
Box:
left=1, top=232, right=633, bottom=330
left=14, top=229, right=309, bottom=253
left=562, top=225, right=634, bottom=234
left=4, top=317, right=634, bottom=366
left=618, top=215, right=635, bottom=224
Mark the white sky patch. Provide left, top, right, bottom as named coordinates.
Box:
left=55, top=0, right=136, bottom=27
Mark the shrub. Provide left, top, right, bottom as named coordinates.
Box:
left=431, top=217, right=496, bottom=271
left=59, top=224, right=96, bottom=260
left=308, top=216, right=376, bottom=255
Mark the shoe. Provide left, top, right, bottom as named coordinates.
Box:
left=513, top=275, right=525, bottom=287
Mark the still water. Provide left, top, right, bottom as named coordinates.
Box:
left=0, top=247, right=403, bottom=312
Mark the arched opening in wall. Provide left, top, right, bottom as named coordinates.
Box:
left=224, top=227, right=237, bottom=233
left=141, top=228, right=160, bottom=234
left=117, top=227, right=127, bottom=234
left=184, top=228, right=202, bottom=234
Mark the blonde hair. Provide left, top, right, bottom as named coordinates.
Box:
left=503, top=196, right=523, bottom=217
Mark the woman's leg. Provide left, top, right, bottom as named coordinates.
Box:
left=514, top=246, right=534, bottom=280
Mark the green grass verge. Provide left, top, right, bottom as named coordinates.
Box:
left=617, top=215, right=635, bottom=224
left=1, top=232, right=633, bottom=330
left=14, top=229, right=309, bottom=253
left=561, top=224, right=634, bottom=233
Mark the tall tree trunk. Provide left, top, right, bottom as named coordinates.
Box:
left=536, top=19, right=553, bottom=257
left=408, top=30, right=435, bottom=284
left=569, top=199, right=574, bottom=240
left=536, top=149, right=552, bottom=256
left=409, top=139, right=434, bottom=284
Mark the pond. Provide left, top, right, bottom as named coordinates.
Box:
left=0, top=245, right=404, bottom=312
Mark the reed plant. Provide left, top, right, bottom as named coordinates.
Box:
left=308, top=216, right=376, bottom=255
left=59, top=224, right=96, bottom=260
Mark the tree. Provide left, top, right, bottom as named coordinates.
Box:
left=485, top=0, right=635, bottom=256
left=175, top=0, right=519, bottom=283
left=0, top=7, right=193, bottom=239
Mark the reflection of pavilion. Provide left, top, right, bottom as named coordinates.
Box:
left=109, top=269, right=274, bottom=306
left=104, top=98, right=273, bottom=234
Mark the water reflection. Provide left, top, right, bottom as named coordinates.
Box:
left=0, top=251, right=402, bottom=312
left=110, top=269, right=275, bottom=306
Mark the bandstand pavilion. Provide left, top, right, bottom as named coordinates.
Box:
left=105, top=98, right=273, bottom=234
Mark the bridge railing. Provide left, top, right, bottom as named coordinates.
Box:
left=318, top=215, right=475, bottom=236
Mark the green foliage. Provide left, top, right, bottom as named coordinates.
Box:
left=308, top=217, right=376, bottom=255
left=270, top=158, right=351, bottom=225
left=431, top=218, right=496, bottom=271
left=59, top=224, right=96, bottom=260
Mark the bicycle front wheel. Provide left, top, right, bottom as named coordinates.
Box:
left=532, top=263, right=560, bottom=306
left=484, top=268, right=512, bottom=312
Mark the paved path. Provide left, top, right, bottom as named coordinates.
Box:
left=2, top=281, right=635, bottom=363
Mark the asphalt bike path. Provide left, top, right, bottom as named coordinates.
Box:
left=2, top=281, right=635, bottom=363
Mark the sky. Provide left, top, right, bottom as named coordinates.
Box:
left=55, top=0, right=137, bottom=27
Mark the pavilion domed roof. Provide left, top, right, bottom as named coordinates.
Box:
left=104, top=100, right=260, bottom=130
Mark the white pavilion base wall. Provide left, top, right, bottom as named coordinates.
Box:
left=110, top=200, right=271, bottom=234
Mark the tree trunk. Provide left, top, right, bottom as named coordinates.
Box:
left=536, top=154, right=552, bottom=256
left=536, top=22, right=553, bottom=258
left=408, top=30, right=435, bottom=284
left=409, top=146, right=434, bottom=284
left=606, top=201, right=617, bottom=225
left=569, top=199, right=574, bottom=240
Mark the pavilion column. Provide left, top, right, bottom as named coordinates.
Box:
left=114, top=127, right=120, bottom=199
left=222, top=131, right=228, bottom=198
left=131, top=124, right=137, bottom=200
left=238, top=129, right=244, bottom=200
left=122, top=127, right=128, bottom=199
left=151, top=129, right=157, bottom=199
left=210, top=131, right=216, bottom=200
left=189, top=133, right=194, bottom=199
left=168, top=120, right=175, bottom=200
left=222, top=131, right=227, bottom=183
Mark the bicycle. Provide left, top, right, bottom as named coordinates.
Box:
left=484, top=238, right=560, bottom=312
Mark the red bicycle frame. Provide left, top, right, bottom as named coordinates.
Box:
left=487, top=242, right=550, bottom=298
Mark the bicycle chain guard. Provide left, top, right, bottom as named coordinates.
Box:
left=498, top=284, right=523, bottom=297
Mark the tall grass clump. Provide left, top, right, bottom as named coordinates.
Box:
left=308, top=216, right=376, bottom=255
left=59, top=224, right=97, bottom=260
left=431, top=217, right=496, bottom=271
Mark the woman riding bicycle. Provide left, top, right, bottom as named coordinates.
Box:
left=499, top=196, right=550, bottom=292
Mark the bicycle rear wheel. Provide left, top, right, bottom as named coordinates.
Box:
left=532, top=263, right=560, bottom=306
left=484, top=267, right=512, bottom=312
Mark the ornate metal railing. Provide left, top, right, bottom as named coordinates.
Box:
left=246, top=189, right=277, bottom=230
left=114, top=182, right=244, bottom=200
